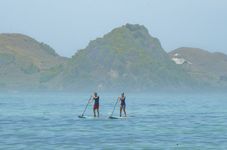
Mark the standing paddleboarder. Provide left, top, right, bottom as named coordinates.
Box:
left=119, top=92, right=127, bottom=117
left=90, top=92, right=100, bottom=117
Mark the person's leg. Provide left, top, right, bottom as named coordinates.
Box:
left=93, top=108, right=96, bottom=117
left=97, top=109, right=99, bottom=117
left=123, top=105, right=127, bottom=117
left=120, top=105, right=122, bottom=117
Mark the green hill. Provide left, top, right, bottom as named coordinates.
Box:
left=0, top=33, right=67, bottom=89
left=1, top=25, right=226, bottom=91
left=169, top=47, right=227, bottom=87
left=61, top=24, right=194, bottom=91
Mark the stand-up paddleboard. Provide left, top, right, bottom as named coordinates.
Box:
left=109, top=116, right=127, bottom=119
left=79, top=115, right=127, bottom=119
left=78, top=116, right=92, bottom=119
left=78, top=115, right=97, bottom=119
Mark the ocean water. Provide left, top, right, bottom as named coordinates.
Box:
left=0, top=92, right=227, bottom=149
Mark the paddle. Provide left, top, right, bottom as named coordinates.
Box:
left=78, top=96, right=92, bottom=118
left=109, top=98, right=119, bottom=119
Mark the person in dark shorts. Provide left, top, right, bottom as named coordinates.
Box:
left=119, top=92, right=127, bottom=117
left=90, top=92, right=99, bottom=117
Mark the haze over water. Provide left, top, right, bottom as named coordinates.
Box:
left=0, top=0, right=227, bottom=57
left=0, top=92, right=227, bottom=149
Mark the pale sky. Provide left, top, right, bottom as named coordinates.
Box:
left=0, top=0, right=226, bottom=57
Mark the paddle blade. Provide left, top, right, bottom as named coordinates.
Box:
left=78, top=115, right=86, bottom=118
left=109, top=116, right=118, bottom=119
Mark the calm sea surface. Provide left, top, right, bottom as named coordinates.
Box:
left=0, top=92, right=227, bottom=149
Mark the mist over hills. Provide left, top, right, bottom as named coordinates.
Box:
left=0, top=24, right=226, bottom=91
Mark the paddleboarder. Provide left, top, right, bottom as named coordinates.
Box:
left=119, top=92, right=126, bottom=117
left=90, top=92, right=100, bottom=117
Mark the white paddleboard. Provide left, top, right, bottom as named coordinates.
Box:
left=78, top=115, right=101, bottom=119
left=109, top=116, right=127, bottom=119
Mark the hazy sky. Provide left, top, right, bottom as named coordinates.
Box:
left=0, top=0, right=226, bottom=57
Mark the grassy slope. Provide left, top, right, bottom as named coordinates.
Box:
left=169, top=47, right=227, bottom=87
left=0, top=33, right=67, bottom=89
left=62, top=24, right=194, bottom=91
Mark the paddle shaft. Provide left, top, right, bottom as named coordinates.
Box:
left=110, top=98, right=119, bottom=117
left=81, top=96, right=92, bottom=116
